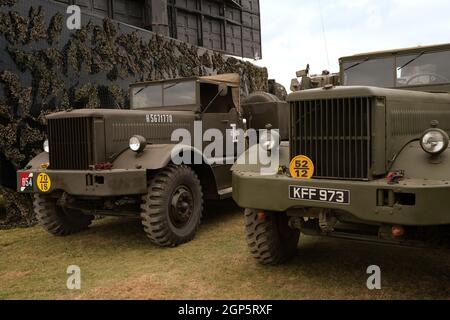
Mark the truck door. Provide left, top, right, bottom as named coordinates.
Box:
left=200, top=83, right=241, bottom=191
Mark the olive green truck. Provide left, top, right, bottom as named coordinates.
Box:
left=16, top=74, right=287, bottom=247
left=233, top=43, right=450, bottom=265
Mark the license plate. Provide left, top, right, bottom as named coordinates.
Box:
left=289, top=186, right=350, bottom=205
left=18, top=172, right=34, bottom=193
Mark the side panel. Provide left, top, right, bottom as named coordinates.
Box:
left=390, top=141, right=450, bottom=180
left=385, top=98, right=450, bottom=167
left=104, top=113, right=195, bottom=163
left=371, top=97, right=386, bottom=176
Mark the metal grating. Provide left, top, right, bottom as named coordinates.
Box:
left=48, top=118, right=94, bottom=170
left=291, top=98, right=372, bottom=180
left=54, top=0, right=262, bottom=59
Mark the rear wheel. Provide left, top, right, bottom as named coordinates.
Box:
left=33, top=194, right=93, bottom=236
left=140, top=165, right=203, bottom=247
left=245, top=209, right=300, bottom=265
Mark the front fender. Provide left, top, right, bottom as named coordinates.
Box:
left=391, top=141, right=450, bottom=180
left=231, top=142, right=291, bottom=174
left=26, top=152, right=49, bottom=169
left=113, top=144, right=211, bottom=170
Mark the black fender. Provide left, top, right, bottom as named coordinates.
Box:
left=113, top=144, right=213, bottom=170
left=390, top=141, right=450, bottom=180
left=113, top=144, right=222, bottom=199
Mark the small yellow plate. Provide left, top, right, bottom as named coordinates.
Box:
left=37, top=173, right=52, bottom=193
left=289, top=155, right=315, bottom=179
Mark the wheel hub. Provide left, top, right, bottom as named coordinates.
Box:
left=170, top=186, right=194, bottom=228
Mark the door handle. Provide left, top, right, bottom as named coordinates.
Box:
left=221, top=120, right=230, bottom=124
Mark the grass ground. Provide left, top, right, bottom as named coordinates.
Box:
left=0, top=200, right=449, bottom=300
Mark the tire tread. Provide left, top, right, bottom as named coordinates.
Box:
left=140, top=165, right=203, bottom=247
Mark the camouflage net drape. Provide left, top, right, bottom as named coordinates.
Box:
left=0, top=0, right=268, bottom=229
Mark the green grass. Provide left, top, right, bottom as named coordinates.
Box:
left=0, top=201, right=449, bottom=300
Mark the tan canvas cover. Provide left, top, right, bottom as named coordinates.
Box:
left=201, top=73, right=240, bottom=86
left=232, top=87, right=241, bottom=112
left=201, top=73, right=241, bottom=111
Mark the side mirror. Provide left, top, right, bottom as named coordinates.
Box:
left=218, top=84, right=229, bottom=97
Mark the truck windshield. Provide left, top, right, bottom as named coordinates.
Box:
left=396, top=51, right=450, bottom=87
left=131, top=81, right=197, bottom=109
left=343, top=50, right=450, bottom=88
left=343, top=57, right=395, bottom=87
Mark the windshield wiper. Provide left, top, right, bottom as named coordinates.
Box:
left=133, top=81, right=182, bottom=97
left=344, top=57, right=370, bottom=72
left=134, top=87, right=146, bottom=96
left=163, top=82, right=181, bottom=90
left=397, top=51, right=425, bottom=71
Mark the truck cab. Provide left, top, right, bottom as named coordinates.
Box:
left=341, top=43, right=450, bottom=92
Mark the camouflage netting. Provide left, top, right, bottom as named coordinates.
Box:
left=0, top=0, right=269, bottom=229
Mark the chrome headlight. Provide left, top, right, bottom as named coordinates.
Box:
left=43, top=139, right=49, bottom=153
left=421, top=129, right=449, bottom=155
left=129, top=135, right=147, bottom=153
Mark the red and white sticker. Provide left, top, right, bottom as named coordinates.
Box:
left=19, top=172, right=34, bottom=192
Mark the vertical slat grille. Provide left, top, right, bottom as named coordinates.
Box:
left=48, top=117, right=94, bottom=170
left=291, top=97, right=372, bottom=180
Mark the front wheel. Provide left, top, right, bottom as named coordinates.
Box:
left=245, top=209, right=300, bottom=265
left=140, top=165, right=203, bottom=247
left=33, top=194, right=93, bottom=236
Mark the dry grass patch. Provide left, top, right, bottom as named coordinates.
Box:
left=1, top=200, right=449, bottom=300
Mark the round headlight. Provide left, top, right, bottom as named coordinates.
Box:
left=43, top=140, right=49, bottom=153
left=421, top=129, right=449, bottom=155
left=129, top=135, right=147, bottom=153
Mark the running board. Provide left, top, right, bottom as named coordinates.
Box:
left=218, top=187, right=233, bottom=200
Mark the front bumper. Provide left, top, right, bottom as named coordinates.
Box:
left=17, top=169, right=147, bottom=197
left=232, top=171, right=450, bottom=226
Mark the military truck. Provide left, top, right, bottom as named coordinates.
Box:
left=17, top=74, right=286, bottom=247
left=232, top=43, right=450, bottom=265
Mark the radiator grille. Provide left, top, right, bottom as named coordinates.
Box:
left=291, top=97, right=372, bottom=180
left=48, top=117, right=94, bottom=170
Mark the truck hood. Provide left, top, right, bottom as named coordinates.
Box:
left=287, top=86, right=450, bottom=104
left=45, top=109, right=197, bottom=168
left=46, top=109, right=197, bottom=120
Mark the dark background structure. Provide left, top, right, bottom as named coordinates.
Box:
left=53, top=0, right=262, bottom=59
left=0, top=0, right=269, bottom=228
